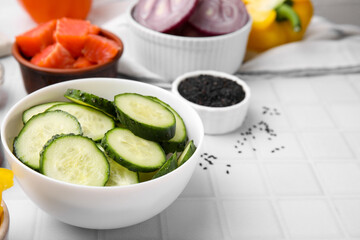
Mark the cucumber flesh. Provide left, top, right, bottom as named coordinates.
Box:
left=64, top=88, right=117, bottom=119
left=22, top=101, right=66, bottom=124
left=101, top=128, right=166, bottom=172
left=148, top=96, right=188, bottom=153
left=114, top=93, right=176, bottom=142
left=97, top=144, right=139, bottom=186
left=152, top=152, right=178, bottom=179
left=40, top=134, right=109, bottom=186
left=13, top=110, right=82, bottom=170
left=47, top=103, right=115, bottom=141
left=177, top=140, right=196, bottom=167
left=106, top=157, right=139, bottom=186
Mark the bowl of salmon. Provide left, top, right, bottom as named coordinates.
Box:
left=1, top=77, right=204, bottom=229
left=12, top=18, right=124, bottom=94
left=127, top=0, right=252, bottom=80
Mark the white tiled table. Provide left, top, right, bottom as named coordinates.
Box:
left=1, top=1, right=360, bottom=240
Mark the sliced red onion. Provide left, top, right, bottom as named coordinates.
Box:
left=133, top=0, right=198, bottom=33
left=188, top=0, right=249, bottom=35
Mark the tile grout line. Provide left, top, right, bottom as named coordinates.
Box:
left=206, top=161, right=231, bottom=240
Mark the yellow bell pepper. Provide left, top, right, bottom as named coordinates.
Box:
left=0, top=168, right=14, bottom=217
left=244, top=0, right=313, bottom=52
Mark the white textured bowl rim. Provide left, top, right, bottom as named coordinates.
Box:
left=172, top=70, right=251, bottom=112
left=127, top=1, right=253, bottom=43
left=1, top=77, right=204, bottom=191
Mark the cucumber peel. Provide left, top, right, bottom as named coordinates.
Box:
left=64, top=88, right=117, bottom=119
left=177, top=140, right=196, bottom=167
left=152, top=152, right=178, bottom=179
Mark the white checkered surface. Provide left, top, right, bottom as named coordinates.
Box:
left=3, top=74, right=360, bottom=239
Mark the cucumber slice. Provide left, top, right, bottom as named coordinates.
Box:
left=40, top=134, right=109, bottom=186
left=152, top=152, right=178, bottom=179
left=177, top=140, right=196, bottom=167
left=114, top=93, right=176, bottom=142
left=13, top=110, right=82, bottom=170
left=64, top=88, right=117, bottom=119
left=148, top=96, right=188, bottom=153
left=47, top=103, right=115, bottom=141
left=97, top=144, right=139, bottom=186
left=22, top=101, right=66, bottom=124
left=106, top=157, right=139, bottom=186
left=101, top=128, right=166, bottom=172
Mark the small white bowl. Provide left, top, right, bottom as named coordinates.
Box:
left=172, top=70, right=251, bottom=135
left=126, top=2, right=252, bottom=80
left=1, top=78, right=204, bottom=229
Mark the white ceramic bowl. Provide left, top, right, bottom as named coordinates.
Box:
left=1, top=78, right=204, bottom=229
left=127, top=2, right=252, bottom=80
left=172, top=70, right=251, bottom=135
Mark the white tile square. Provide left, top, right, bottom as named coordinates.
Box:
left=329, top=103, right=360, bottom=130
left=279, top=199, right=343, bottom=238
left=343, top=131, right=360, bottom=157
left=222, top=199, right=283, bottom=238
left=180, top=164, right=215, bottom=198
left=211, top=163, right=268, bottom=197
left=7, top=199, right=37, bottom=240
left=265, top=163, right=322, bottom=195
left=334, top=199, right=360, bottom=237
left=300, top=132, right=354, bottom=160
left=254, top=131, right=305, bottom=160
left=272, top=78, right=319, bottom=103
left=245, top=79, right=278, bottom=103
left=310, top=76, right=359, bottom=103
left=102, top=215, right=162, bottom=240
left=165, top=199, right=223, bottom=240
left=316, top=163, right=360, bottom=195
left=35, top=210, right=98, bottom=240
left=285, top=104, right=335, bottom=129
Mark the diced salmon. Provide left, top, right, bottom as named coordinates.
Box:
left=54, top=18, right=101, bottom=57
left=73, top=56, right=94, bottom=68
left=82, top=34, right=120, bottom=64
left=15, top=19, right=57, bottom=57
left=30, top=42, right=75, bottom=68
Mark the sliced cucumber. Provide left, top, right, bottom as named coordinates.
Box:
left=64, top=88, right=117, bottom=119
left=177, top=140, right=196, bottom=167
left=22, top=101, right=66, bottom=124
left=148, top=96, right=188, bottom=153
left=47, top=103, right=115, bottom=141
left=101, top=127, right=166, bottom=172
left=97, top=144, right=139, bottom=186
left=40, top=134, right=109, bottom=186
left=13, top=110, right=82, bottom=170
left=152, top=152, right=178, bottom=179
left=114, top=93, right=176, bottom=142
left=105, top=157, right=139, bottom=186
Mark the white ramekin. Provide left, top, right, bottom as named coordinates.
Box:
left=127, top=2, right=252, bottom=81
left=172, top=70, right=251, bottom=135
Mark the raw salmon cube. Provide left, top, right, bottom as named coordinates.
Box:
left=82, top=34, right=120, bottom=64
left=15, top=19, right=57, bottom=57
left=31, top=42, right=75, bottom=68
left=73, top=56, right=94, bottom=68
left=54, top=18, right=100, bottom=57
